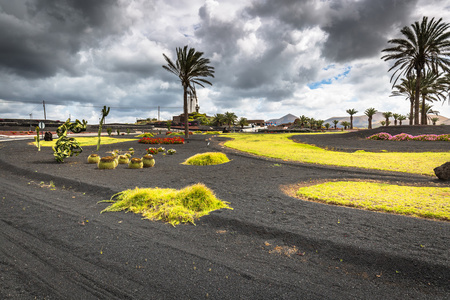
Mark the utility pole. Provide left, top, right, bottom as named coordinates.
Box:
left=43, top=100, right=46, bottom=120
left=158, top=106, right=160, bottom=121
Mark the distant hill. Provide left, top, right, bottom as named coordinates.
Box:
left=267, top=114, right=298, bottom=125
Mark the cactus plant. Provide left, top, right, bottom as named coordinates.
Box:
left=53, top=118, right=87, bottom=163
left=142, top=154, right=156, bottom=168
left=35, top=126, right=40, bottom=151
left=98, top=156, right=117, bottom=169
left=97, top=106, right=110, bottom=151
left=87, top=153, right=100, bottom=164
left=118, top=155, right=129, bottom=164
left=128, top=157, right=143, bottom=169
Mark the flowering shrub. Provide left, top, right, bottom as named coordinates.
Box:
left=158, top=147, right=165, bottom=152
left=138, top=137, right=184, bottom=144
left=147, top=148, right=158, bottom=155
left=367, top=132, right=450, bottom=141
left=167, top=149, right=176, bottom=155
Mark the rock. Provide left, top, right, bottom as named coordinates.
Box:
left=434, top=162, right=450, bottom=180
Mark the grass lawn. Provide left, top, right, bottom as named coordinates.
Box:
left=35, top=136, right=137, bottom=147
left=294, top=181, right=450, bottom=221
left=224, top=133, right=450, bottom=176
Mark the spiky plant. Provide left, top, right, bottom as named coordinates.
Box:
left=128, top=158, right=143, bottom=169
left=87, top=154, right=100, bottom=164
left=142, top=154, right=156, bottom=168
left=98, top=156, right=117, bottom=169
left=97, top=106, right=110, bottom=151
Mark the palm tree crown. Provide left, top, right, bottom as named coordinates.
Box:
left=163, top=46, right=215, bottom=138
left=364, top=108, right=377, bottom=129
left=381, top=17, right=450, bottom=125
left=346, top=108, right=358, bottom=129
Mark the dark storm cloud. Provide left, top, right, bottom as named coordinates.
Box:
left=321, top=0, right=419, bottom=62
left=0, top=0, right=126, bottom=78
left=245, top=0, right=419, bottom=63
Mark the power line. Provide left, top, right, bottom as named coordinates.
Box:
left=0, top=99, right=182, bottom=110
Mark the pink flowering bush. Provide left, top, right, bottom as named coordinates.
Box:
left=367, top=132, right=450, bottom=141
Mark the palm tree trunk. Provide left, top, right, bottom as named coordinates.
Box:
left=409, top=97, right=414, bottom=125
left=183, top=87, right=189, bottom=139
left=350, top=116, right=353, bottom=129
left=414, top=69, right=421, bottom=125
left=421, top=95, right=426, bottom=125
left=368, top=117, right=372, bottom=129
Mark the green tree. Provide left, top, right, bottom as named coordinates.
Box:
left=163, top=46, right=215, bottom=138
left=382, top=17, right=450, bottom=125
left=431, top=117, right=440, bottom=125
left=238, top=117, right=249, bottom=129
left=392, top=113, right=401, bottom=126
left=224, top=111, right=237, bottom=129
left=364, top=108, right=377, bottom=129
left=332, top=119, right=339, bottom=130
left=391, top=76, right=415, bottom=125
left=340, top=121, right=350, bottom=130
left=316, top=120, right=324, bottom=131
left=324, top=123, right=331, bottom=130
left=382, top=112, right=393, bottom=126
left=397, top=114, right=407, bottom=125
left=212, top=113, right=225, bottom=126
left=299, top=115, right=309, bottom=128
left=346, top=108, right=358, bottom=129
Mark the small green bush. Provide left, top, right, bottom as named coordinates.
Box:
left=137, top=132, right=154, bottom=138
left=183, top=152, right=230, bottom=165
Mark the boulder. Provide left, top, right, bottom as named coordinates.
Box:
left=434, top=162, right=450, bottom=180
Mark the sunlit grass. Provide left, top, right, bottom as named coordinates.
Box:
left=224, top=133, right=450, bottom=176
left=295, top=181, right=450, bottom=221
left=34, top=136, right=137, bottom=147
left=101, top=183, right=232, bottom=226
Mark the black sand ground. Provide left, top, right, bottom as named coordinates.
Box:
left=0, top=127, right=449, bottom=299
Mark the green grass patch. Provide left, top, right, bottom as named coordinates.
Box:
left=183, top=152, right=230, bottom=165
left=101, top=183, right=232, bottom=226
left=295, top=181, right=450, bottom=221
left=35, top=136, right=137, bottom=147
left=224, top=133, right=450, bottom=176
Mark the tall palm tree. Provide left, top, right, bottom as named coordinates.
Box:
left=238, top=117, right=248, bottom=129
left=316, top=120, right=324, bottom=131
left=391, top=76, right=415, bottom=125
left=364, top=108, right=377, bottom=129
left=382, top=111, right=393, bottom=126
left=381, top=16, right=450, bottom=125
left=299, top=115, right=309, bottom=128
left=163, top=46, right=215, bottom=138
left=212, top=113, right=225, bottom=126
left=419, top=71, right=446, bottom=124
left=346, top=108, right=358, bottom=129
left=392, top=113, right=401, bottom=126
left=224, top=111, right=237, bottom=130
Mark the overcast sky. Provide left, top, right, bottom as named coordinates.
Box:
left=1, top=0, right=450, bottom=124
